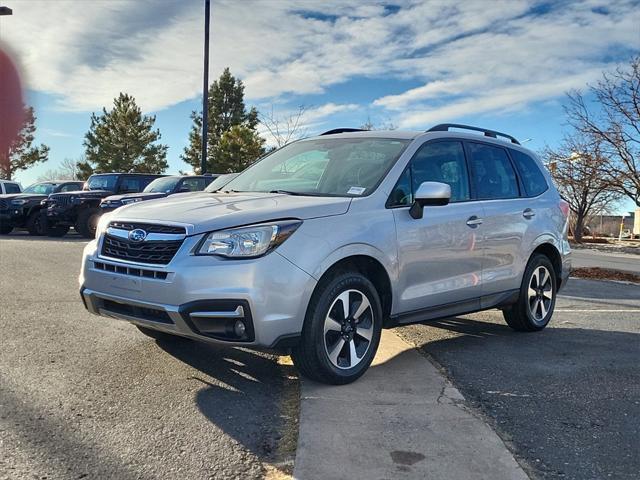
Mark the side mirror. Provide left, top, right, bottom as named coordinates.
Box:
left=409, top=181, right=451, bottom=219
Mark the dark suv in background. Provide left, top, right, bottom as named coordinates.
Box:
left=0, top=181, right=84, bottom=235
left=100, top=175, right=216, bottom=213
left=44, top=173, right=163, bottom=238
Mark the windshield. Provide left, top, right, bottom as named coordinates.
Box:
left=205, top=173, right=239, bottom=192
left=223, top=138, right=410, bottom=196
left=86, top=174, right=118, bottom=191
left=23, top=183, right=56, bottom=195
left=144, top=177, right=180, bottom=193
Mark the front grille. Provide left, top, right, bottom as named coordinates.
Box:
left=94, top=261, right=168, bottom=280
left=101, top=234, right=183, bottom=265
left=109, top=221, right=186, bottom=234
left=48, top=195, right=70, bottom=207
left=0, top=199, right=7, bottom=210
left=101, top=299, right=173, bottom=324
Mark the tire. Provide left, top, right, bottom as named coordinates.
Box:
left=75, top=208, right=101, bottom=238
left=26, top=210, right=46, bottom=236
left=0, top=224, right=13, bottom=234
left=503, top=254, right=557, bottom=332
left=45, top=221, right=70, bottom=237
left=291, top=271, right=383, bottom=385
left=136, top=325, right=184, bottom=341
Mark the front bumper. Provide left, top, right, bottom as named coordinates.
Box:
left=79, top=237, right=316, bottom=348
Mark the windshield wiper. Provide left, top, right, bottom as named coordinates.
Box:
left=268, top=189, right=306, bottom=196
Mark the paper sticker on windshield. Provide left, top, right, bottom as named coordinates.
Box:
left=347, top=186, right=366, bottom=195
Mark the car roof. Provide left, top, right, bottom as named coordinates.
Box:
left=305, top=130, right=422, bottom=141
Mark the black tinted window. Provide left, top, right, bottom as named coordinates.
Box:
left=412, top=141, right=469, bottom=202
left=510, top=150, right=548, bottom=197
left=4, top=183, right=21, bottom=193
left=468, top=143, right=519, bottom=199
left=119, top=177, right=144, bottom=193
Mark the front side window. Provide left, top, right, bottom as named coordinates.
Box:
left=181, top=177, right=208, bottom=192
left=510, top=150, right=548, bottom=197
left=59, top=183, right=82, bottom=192
left=467, top=143, right=519, bottom=200
left=388, top=140, right=470, bottom=207
left=223, top=138, right=410, bottom=197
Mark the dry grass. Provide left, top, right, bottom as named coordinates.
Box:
left=571, top=267, right=640, bottom=284
left=265, top=355, right=300, bottom=480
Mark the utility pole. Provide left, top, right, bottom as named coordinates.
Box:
left=200, top=0, right=210, bottom=174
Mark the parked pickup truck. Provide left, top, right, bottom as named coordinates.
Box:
left=100, top=175, right=216, bottom=213
left=0, top=180, right=84, bottom=235
left=43, top=173, right=163, bottom=238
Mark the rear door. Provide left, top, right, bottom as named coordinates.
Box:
left=465, top=141, right=527, bottom=301
left=391, top=139, right=485, bottom=314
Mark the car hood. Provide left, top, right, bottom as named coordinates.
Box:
left=104, top=192, right=168, bottom=202
left=0, top=193, right=40, bottom=201
left=112, top=192, right=351, bottom=235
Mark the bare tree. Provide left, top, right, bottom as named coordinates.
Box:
left=37, top=157, right=84, bottom=182
left=360, top=115, right=397, bottom=131
left=260, top=105, right=308, bottom=148
left=565, top=56, right=640, bottom=207
left=542, top=135, right=621, bottom=242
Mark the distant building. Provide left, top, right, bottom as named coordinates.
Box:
left=586, top=211, right=635, bottom=237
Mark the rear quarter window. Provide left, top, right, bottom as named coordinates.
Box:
left=510, top=150, right=548, bottom=197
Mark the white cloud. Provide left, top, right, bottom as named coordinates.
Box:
left=3, top=0, right=639, bottom=123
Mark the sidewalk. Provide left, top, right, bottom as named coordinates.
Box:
left=294, top=330, right=528, bottom=480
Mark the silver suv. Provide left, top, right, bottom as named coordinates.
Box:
left=80, top=124, right=571, bottom=384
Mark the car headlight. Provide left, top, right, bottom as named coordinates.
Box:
left=196, top=220, right=302, bottom=258
left=95, top=212, right=114, bottom=239
left=10, top=199, right=27, bottom=206
left=121, top=197, right=142, bottom=205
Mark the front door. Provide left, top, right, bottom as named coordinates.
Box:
left=390, top=140, right=484, bottom=314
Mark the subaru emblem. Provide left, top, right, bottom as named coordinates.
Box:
left=128, top=229, right=147, bottom=243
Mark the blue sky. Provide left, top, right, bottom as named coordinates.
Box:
left=3, top=0, right=639, bottom=212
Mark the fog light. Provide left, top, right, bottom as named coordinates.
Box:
left=234, top=320, right=246, bottom=337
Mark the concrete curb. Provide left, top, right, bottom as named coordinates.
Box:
left=293, top=330, right=528, bottom=479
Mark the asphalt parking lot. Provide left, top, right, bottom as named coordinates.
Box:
left=398, top=279, right=640, bottom=480
left=0, top=235, right=297, bottom=480
left=1, top=234, right=639, bottom=480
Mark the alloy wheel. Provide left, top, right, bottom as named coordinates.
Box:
left=323, top=289, right=374, bottom=369
left=527, top=266, right=553, bottom=322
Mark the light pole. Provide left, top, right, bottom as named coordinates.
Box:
left=201, top=0, right=210, bottom=174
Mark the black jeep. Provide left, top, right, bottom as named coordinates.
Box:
left=43, top=173, right=163, bottom=238
left=99, top=175, right=216, bottom=213
left=0, top=180, right=85, bottom=235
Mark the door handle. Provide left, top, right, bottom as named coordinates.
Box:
left=523, top=208, right=536, bottom=219
left=466, top=215, right=483, bottom=228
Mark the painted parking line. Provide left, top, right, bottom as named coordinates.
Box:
left=555, top=309, right=640, bottom=312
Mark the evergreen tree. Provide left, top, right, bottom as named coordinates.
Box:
left=182, top=68, right=261, bottom=173
left=79, top=93, right=168, bottom=177
left=215, top=125, right=266, bottom=173
left=0, top=105, right=49, bottom=180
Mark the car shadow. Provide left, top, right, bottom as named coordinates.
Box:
left=154, top=337, right=297, bottom=465
left=398, top=317, right=640, bottom=479
left=0, top=230, right=88, bottom=242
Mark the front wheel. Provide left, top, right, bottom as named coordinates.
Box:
left=75, top=208, right=101, bottom=238
left=26, top=210, right=46, bottom=236
left=503, top=254, right=557, bottom=331
left=291, top=271, right=382, bottom=385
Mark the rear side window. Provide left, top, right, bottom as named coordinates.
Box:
left=4, top=183, right=21, bottom=193
left=510, top=150, right=548, bottom=197
left=467, top=143, right=519, bottom=200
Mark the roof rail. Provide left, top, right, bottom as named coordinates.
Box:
left=427, top=123, right=520, bottom=145
left=320, top=128, right=367, bottom=135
